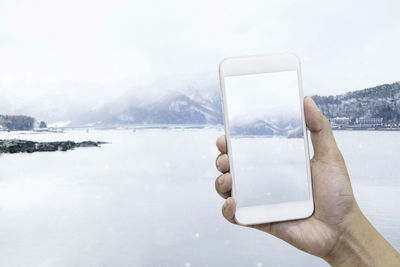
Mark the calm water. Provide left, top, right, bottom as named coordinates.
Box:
left=231, top=137, right=309, bottom=207
left=0, top=129, right=399, bottom=267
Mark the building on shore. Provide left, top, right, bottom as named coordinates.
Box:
left=355, top=117, right=383, bottom=126
left=330, top=117, right=351, bottom=127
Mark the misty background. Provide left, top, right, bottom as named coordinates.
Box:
left=225, top=71, right=300, bottom=122
left=1, top=1, right=400, bottom=267
left=1, top=0, right=399, bottom=125
left=225, top=71, right=304, bottom=137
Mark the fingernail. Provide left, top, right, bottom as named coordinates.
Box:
left=217, top=175, right=224, bottom=185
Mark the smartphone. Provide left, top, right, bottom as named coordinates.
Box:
left=219, top=53, right=314, bottom=225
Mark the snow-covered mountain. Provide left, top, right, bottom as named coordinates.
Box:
left=1, top=73, right=223, bottom=127
left=3, top=77, right=400, bottom=129
left=230, top=118, right=303, bottom=138
left=69, top=72, right=223, bottom=126
left=76, top=91, right=223, bottom=126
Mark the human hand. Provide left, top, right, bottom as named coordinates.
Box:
left=215, top=97, right=400, bottom=266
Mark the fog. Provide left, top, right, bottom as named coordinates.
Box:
left=0, top=129, right=399, bottom=266
left=224, top=71, right=301, bottom=125
left=1, top=0, right=400, bottom=116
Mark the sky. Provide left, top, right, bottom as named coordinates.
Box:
left=225, top=71, right=300, bottom=125
left=0, top=0, right=399, bottom=109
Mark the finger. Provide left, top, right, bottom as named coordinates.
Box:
left=304, top=97, right=343, bottom=162
left=216, top=135, right=227, bottom=153
left=216, top=153, right=230, bottom=173
left=222, top=197, right=236, bottom=224
left=215, top=173, right=232, bottom=199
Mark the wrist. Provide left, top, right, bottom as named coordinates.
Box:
left=324, top=209, right=369, bottom=266
left=324, top=207, right=400, bottom=267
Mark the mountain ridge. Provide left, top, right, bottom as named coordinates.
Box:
left=312, top=81, right=400, bottom=122
left=2, top=76, right=399, bottom=128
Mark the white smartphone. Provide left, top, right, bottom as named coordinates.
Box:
left=219, top=53, right=314, bottom=225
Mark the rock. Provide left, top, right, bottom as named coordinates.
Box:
left=0, top=140, right=108, bottom=154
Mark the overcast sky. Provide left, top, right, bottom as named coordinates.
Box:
left=225, top=71, right=300, bottom=125
left=0, top=0, right=399, bottom=107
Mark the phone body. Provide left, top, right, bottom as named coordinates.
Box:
left=219, top=53, right=314, bottom=225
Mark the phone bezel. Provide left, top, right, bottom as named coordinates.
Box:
left=219, top=53, right=314, bottom=225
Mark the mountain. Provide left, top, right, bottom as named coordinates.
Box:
left=71, top=73, right=223, bottom=127
left=0, top=73, right=223, bottom=127
left=312, top=82, right=400, bottom=122
left=84, top=79, right=400, bottom=128
left=77, top=92, right=222, bottom=126
left=230, top=118, right=303, bottom=138
left=3, top=74, right=399, bottom=128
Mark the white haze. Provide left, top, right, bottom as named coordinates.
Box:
left=224, top=71, right=301, bottom=125
left=0, top=0, right=399, bottom=117
left=0, top=129, right=399, bottom=266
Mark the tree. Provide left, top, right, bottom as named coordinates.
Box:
left=39, top=121, right=47, bottom=128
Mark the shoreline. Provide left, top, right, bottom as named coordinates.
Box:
left=2, top=125, right=400, bottom=133
left=332, top=127, right=400, bottom=131
left=0, top=139, right=108, bottom=154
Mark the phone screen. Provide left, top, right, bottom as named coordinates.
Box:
left=224, top=70, right=309, bottom=208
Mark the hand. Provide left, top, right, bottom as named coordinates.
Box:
left=215, top=97, right=400, bottom=266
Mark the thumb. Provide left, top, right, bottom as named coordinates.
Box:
left=304, top=97, right=343, bottom=162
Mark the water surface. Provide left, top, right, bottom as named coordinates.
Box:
left=0, top=129, right=399, bottom=267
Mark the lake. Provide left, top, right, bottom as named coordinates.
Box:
left=0, top=129, right=399, bottom=267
